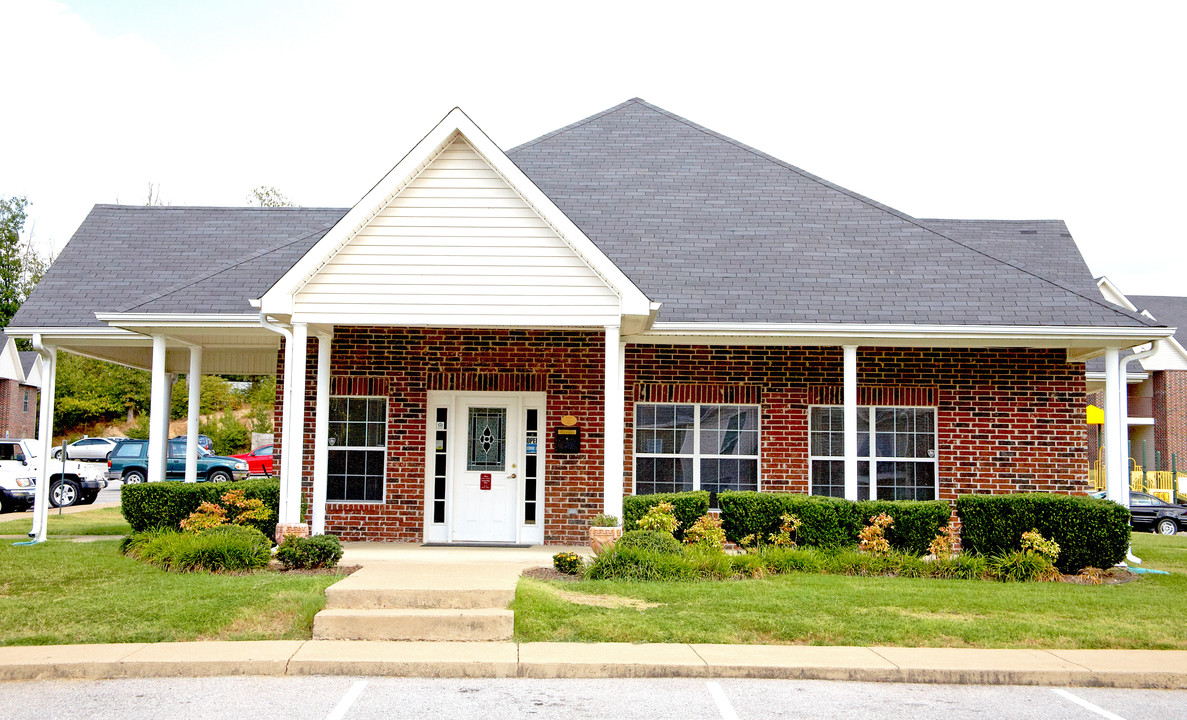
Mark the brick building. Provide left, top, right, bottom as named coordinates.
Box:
left=1087, top=279, right=1187, bottom=480
left=0, top=337, right=40, bottom=440
left=8, top=100, right=1170, bottom=543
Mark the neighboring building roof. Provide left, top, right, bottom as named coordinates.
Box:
left=1129, top=295, right=1187, bottom=345
left=17, top=352, right=37, bottom=378
left=10, top=98, right=1158, bottom=330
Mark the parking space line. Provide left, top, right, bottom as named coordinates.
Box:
left=326, top=680, right=368, bottom=720
left=1051, top=688, right=1127, bottom=720
left=706, top=681, right=740, bottom=720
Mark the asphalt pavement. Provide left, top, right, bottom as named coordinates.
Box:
left=0, top=677, right=1182, bottom=720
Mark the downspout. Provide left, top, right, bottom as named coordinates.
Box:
left=259, top=313, right=295, bottom=524
left=1118, top=340, right=1160, bottom=565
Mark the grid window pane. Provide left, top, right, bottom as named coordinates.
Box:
left=327, top=396, right=386, bottom=502
left=635, top=403, right=758, bottom=496
left=811, top=406, right=936, bottom=500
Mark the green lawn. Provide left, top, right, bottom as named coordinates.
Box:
left=0, top=507, right=131, bottom=537
left=0, top=539, right=345, bottom=646
left=513, top=533, right=1187, bottom=649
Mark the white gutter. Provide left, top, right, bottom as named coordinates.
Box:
left=27, top=334, right=56, bottom=543
left=641, top=322, right=1175, bottom=343
left=258, top=313, right=295, bottom=525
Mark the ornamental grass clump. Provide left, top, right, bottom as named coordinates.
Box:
left=858, top=513, right=893, bottom=557
left=121, top=525, right=271, bottom=573
left=589, top=513, right=619, bottom=527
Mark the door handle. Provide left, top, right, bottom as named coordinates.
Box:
left=507, top=473, right=517, bottom=479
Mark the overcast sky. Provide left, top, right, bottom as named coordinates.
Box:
left=2, top=0, right=1185, bottom=297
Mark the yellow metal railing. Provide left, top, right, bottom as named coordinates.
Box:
left=1088, top=450, right=1185, bottom=502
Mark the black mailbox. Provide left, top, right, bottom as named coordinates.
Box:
left=555, top=426, right=581, bottom=454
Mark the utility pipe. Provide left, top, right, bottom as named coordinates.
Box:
left=259, top=313, right=296, bottom=524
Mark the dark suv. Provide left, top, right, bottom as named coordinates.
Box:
left=107, top=439, right=250, bottom=484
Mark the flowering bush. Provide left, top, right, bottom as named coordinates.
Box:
left=858, top=513, right=893, bottom=557
left=684, top=514, right=726, bottom=552
left=928, top=523, right=959, bottom=560
left=1020, top=528, right=1060, bottom=563
left=179, top=489, right=273, bottom=533
left=636, top=501, right=680, bottom=535
left=553, top=551, right=582, bottom=575
left=768, top=513, right=802, bottom=547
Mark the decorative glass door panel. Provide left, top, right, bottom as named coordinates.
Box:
left=467, top=408, right=507, bottom=471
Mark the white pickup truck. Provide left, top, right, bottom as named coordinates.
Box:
left=0, top=438, right=109, bottom=510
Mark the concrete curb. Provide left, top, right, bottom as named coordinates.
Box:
left=0, top=641, right=1185, bottom=688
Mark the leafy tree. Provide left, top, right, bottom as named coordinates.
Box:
left=53, top=353, right=151, bottom=433
left=246, top=186, right=292, bottom=207
left=0, top=196, right=52, bottom=330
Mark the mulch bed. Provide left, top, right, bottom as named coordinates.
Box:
left=522, top=566, right=580, bottom=582
left=267, top=562, right=361, bottom=576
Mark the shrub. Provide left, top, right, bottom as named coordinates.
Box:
left=616, top=529, right=683, bottom=555
left=987, top=550, right=1061, bottom=582
left=856, top=500, right=951, bottom=555
left=956, top=493, right=1129, bottom=573
left=553, top=551, right=582, bottom=575
left=858, top=512, right=893, bottom=556
left=200, top=412, right=251, bottom=456
left=590, top=513, right=619, bottom=527
left=636, top=501, right=679, bottom=534
left=125, top=414, right=151, bottom=440
left=928, top=524, right=959, bottom=559
left=122, top=478, right=285, bottom=539
left=623, top=492, right=709, bottom=541
left=584, top=546, right=698, bottom=581
left=684, top=514, right=727, bottom=552
left=718, top=492, right=860, bottom=549
left=276, top=534, right=344, bottom=569
left=768, top=513, right=802, bottom=548
left=1020, top=529, right=1060, bottom=564
left=123, top=525, right=271, bottom=572
left=179, top=501, right=227, bottom=532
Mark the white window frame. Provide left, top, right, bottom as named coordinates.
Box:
left=808, top=404, right=939, bottom=500
left=632, top=402, right=762, bottom=494
left=327, top=395, right=387, bottom=504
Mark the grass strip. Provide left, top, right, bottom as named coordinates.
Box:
left=0, top=506, right=131, bottom=537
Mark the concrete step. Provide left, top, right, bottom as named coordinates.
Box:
left=325, top=586, right=515, bottom=611
left=313, top=608, right=514, bottom=642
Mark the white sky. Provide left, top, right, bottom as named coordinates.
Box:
left=2, top=0, right=1185, bottom=297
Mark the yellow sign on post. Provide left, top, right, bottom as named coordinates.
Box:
left=1086, top=404, right=1104, bottom=425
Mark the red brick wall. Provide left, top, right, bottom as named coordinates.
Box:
left=1153, top=369, right=1187, bottom=470
left=278, top=336, right=1089, bottom=544
left=626, top=347, right=1088, bottom=502
left=0, top=380, right=38, bottom=439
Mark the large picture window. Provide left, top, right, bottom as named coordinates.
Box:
left=634, top=403, right=759, bottom=497
left=809, top=406, right=937, bottom=501
left=328, top=396, right=386, bottom=502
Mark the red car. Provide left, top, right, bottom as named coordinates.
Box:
left=231, top=445, right=274, bottom=476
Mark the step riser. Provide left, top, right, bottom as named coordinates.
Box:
left=313, top=614, right=513, bottom=642
left=326, top=588, right=514, bottom=610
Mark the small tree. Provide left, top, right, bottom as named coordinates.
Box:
left=246, top=186, right=293, bottom=207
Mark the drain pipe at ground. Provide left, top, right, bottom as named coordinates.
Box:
left=259, top=313, right=296, bottom=525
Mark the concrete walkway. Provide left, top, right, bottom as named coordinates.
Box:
left=0, top=641, right=1185, bottom=688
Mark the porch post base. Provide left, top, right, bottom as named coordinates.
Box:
left=275, top=523, right=310, bottom=544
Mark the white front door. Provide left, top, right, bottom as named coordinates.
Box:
left=451, top=395, right=522, bottom=542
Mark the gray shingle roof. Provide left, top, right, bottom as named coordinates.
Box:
left=9, top=99, right=1159, bottom=330
left=9, top=206, right=345, bottom=327
left=17, top=351, right=37, bottom=378
left=1129, top=295, right=1187, bottom=344
left=507, top=99, right=1153, bottom=327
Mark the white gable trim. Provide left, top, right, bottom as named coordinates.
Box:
left=0, top=337, right=24, bottom=383
left=260, top=108, right=652, bottom=320
left=1096, top=276, right=1138, bottom=311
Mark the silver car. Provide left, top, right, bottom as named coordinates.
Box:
left=51, top=436, right=124, bottom=461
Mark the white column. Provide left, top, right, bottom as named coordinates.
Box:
left=603, top=325, right=624, bottom=520
left=185, top=346, right=202, bottom=483
left=29, top=342, right=57, bottom=542
left=1104, top=347, right=1126, bottom=506
left=147, top=335, right=169, bottom=483
left=285, top=322, right=308, bottom=525
left=312, top=331, right=332, bottom=535
left=843, top=345, right=859, bottom=501
left=276, top=326, right=296, bottom=524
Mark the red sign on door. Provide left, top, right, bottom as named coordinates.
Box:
left=480, top=473, right=492, bottom=490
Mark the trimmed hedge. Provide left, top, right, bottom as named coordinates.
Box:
left=718, top=492, right=859, bottom=548
left=622, top=491, right=709, bottom=541
left=616, top=529, right=683, bottom=555
left=855, top=500, right=951, bottom=556
left=956, top=493, right=1130, bottom=574
left=718, top=492, right=950, bottom=553
left=276, top=534, right=344, bottom=569
left=121, top=478, right=287, bottom=539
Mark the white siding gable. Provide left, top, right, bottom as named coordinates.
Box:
left=294, top=137, right=621, bottom=326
